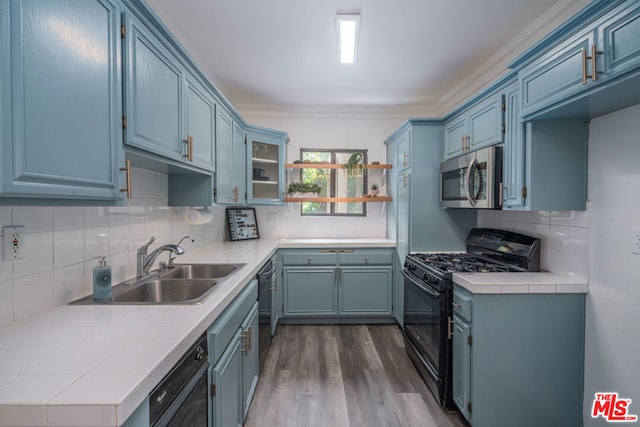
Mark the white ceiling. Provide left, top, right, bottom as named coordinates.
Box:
left=147, top=0, right=582, bottom=113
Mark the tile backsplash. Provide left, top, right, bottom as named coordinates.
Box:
left=478, top=208, right=591, bottom=280
left=0, top=168, right=225, bottom=328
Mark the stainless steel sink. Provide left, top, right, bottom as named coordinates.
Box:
left=110, top=279, right=217, bottom=304
left=160, top=263, right=245, bottom=280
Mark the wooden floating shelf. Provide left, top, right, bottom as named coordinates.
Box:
left=284, top=196, right=392, bottom=203
left=285, top=163, right=392, bottom=169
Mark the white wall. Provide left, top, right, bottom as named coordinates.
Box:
left=479, top=104, right=640, bottom=425
left=0, top=168, right=226, bottom=328
left=583, top=104, right=640, bottom=425
left=241, top=112, right=405, bottom=238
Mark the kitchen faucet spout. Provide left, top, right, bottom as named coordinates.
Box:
left=136, top=238, right=185, bottom=279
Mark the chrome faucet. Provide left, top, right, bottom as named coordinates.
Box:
left=168, top=236, right=194, bottom=268
left=136, top=237, right=185, bottom=279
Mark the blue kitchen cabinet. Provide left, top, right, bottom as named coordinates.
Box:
left=208, top=279, right=258, bottom=427
left=517, top=1, right=640, bottom=120
left=121, top=397, right=149, bottom=427
left=241, top=303, right=259, bottom=421
left=443, top=93, right=504, bottom=160
left=283, top=267, right=337, bottom=316
left=395, top=129, right=411, bottom=171
left=185, top=74, right=215, bottom=171
left=270, top=252, right=282, bottom=335
left=123, top=11, right=183, bottom=162
left=0, top=0, right=126, bottom=204
left=385, top=120, right=476, bottom=324
left=451, top=284, right=585, bottom=427
left=340, top=266, right=393, bottom=315
left=501, top=81, right=526, bottom=210
left=215, top=106, right=246, bottom=204
left=246, top=125, right=288, bottom=205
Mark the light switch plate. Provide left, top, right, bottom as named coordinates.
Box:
left=3, top=226, right=24, bottom=261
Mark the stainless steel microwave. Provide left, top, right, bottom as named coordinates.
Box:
left=439, top=146, right=502, bottom=209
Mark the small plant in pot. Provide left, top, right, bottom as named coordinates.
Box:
left=287, top=182, right=322, bottom=197
left=370, top=183, right=380, bottom=197
left=342, top=152, right=364, bottom=177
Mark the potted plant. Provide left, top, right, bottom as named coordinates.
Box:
left=287, top=182, right=322, bottom=197
left=342, top=152, right=364, bottom=177
left=370, top=183, right=380, bottom=196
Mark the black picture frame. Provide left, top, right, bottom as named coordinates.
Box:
left=226, top=207, right=260, bottom=241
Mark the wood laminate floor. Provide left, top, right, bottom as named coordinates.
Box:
left=244, top=324, right=469, bottom=427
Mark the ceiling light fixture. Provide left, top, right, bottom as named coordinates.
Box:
left=336, top=13, right=360, bottom=64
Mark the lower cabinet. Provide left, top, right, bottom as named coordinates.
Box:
left=208, top=280, right=259, bottom=427
left=281, top=249, right=394, bottom=320
left=451, top=284, right=585, bottom=427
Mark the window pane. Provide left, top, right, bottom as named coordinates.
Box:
left=336, top=152, right=364, bottom=214
left=301, top=152, right=330, bottom=214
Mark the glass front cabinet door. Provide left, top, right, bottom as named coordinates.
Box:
left=246, top=126, right=288, bottom=205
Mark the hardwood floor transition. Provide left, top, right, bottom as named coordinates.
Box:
left=244, top=324, right=469, bottom=427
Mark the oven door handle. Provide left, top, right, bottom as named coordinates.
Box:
left=402, top=268, right=440, bottom=298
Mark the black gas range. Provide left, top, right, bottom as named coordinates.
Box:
left=402, top=228, right=541, bottom=410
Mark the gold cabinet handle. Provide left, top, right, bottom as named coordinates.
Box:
left=182, top=135, right=193, bottom=161
left=119, top=160, right=132, bottom=198
left=582, top=48, right=588, bottom=85
left=591, top=44, right=603, bottom=81
left=232, top=186, right=239, bottom=203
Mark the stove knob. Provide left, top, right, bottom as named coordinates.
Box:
left=407, top=262, right=416, bottom=271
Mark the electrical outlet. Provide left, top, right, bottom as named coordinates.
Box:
left=3, top=226, right=24, bottom=261
left=633, top=229, right=640, bottom=256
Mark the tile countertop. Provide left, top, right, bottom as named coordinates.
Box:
left=0, top=238, right=395, bottom=427
left=453, top=271, right=589, bottom=294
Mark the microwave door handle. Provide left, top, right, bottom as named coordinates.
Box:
left=465, top=157, right=477, bottom=207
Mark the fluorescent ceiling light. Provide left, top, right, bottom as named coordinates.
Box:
left=336, top=13, right=360, bottom=64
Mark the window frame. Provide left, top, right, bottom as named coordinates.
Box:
left=298, top=148, right=368, bottom=217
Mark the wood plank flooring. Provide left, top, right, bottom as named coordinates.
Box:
left=244, top=324, right=469, bottom=427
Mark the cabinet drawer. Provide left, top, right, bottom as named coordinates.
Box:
left=208, top=279, right=258, bottom=363
left=281, top=251, right=338, bottom=266
left=339, top=249, right=394, bottom=265
left=453, top=289, right=473, bottom=322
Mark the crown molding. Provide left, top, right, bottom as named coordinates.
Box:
left=236, top=103, right=439, bottom=120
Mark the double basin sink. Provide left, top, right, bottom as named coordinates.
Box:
left=70, top=263, right=245, bottom=305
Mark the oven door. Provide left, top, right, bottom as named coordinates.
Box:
left=440, top=145, right=501, bottom=209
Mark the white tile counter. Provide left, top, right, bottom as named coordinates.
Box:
left=0, top=238, right=394, bottom=427
left=453, top=271, right=588, bottom=294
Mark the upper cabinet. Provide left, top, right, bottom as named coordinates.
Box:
left=516, top=0, right=640, bottom=120
left=215, top=106, right=246, bottom=205
left=444, top=93, right=504, bottom=160
left=123, top=11, right=214, bottom=172
left=1, top=0, right=126, bottom=204
left=246, top=126, right=288, bottom=205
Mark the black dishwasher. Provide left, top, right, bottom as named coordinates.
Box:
left=149, top=333, right=208, bottom=426
left=257, top=259, right=272, bottom=371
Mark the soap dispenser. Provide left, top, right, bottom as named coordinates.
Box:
left=92, top=256, right=112, bottom=300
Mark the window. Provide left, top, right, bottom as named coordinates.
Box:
left=298, top=149, right=367, bottom=216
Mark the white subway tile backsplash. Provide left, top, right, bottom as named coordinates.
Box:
left=14, top=270, right=54, bottom=322
left=531, top=211, right=551, bottom=224
left=568, top=253, right=589, bottom=282
left=84, top=227, right=109, bottom=262
left=108, top=206, right=129, bottom=226
left=53, top=264, right=85, bottom=306
left=53, top=207, right=84, bottom=231
left=108, top=224, right=129, bottom=256
left=11, top=207, right=53, bottom=233
left=53, top=229, right=85, bottom=268
left=549, top=225, right=570, bottom=251
left=0, top=207, right=12, bottom=228
left=569, top=227, right=590, bottom=255
left=84, top=207, right=108, bottom=228
left=13, top=232, right=53, bottom=278
left=0, top=280, right=14, bottom=329
left=0, top=259, right=12, bottom=283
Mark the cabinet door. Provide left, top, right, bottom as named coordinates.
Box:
left=520, top=29, right=596, bottom=117
left=502, top=83, right=527, bottom=210
left=468, top=93, right=504, bottom=151
left=214, top=106, right=241, bottom=204
left=452, top=315, right=472, bottom=422
left=339, top=267, right=392, bottom=315
left=270, top=255, right=281, bottom=335
left=396, top=171, right=411, bottom=262
left=598, top=2, right=640, bottom=81
left=247, top=131, right=285, bottom=205
left=241, top=303, right=259, bottom=421
left=185, top=75, right=214, bottom=171
left=283, top=267, right=337, bottom=316
left=123, top=12, right=183, bottom=161
left=211, top=329, right=242, bottom=427
left=1, top=0, right=124, bottom=201
left=444, top=115, right=466, bottom=159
